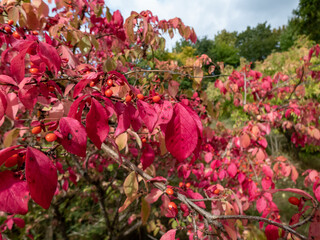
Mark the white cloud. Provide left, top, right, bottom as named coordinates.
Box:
left=108, top=0, right=299, bottom=50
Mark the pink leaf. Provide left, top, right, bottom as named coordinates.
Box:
left=26, top=147, right=57, bottom=209
left=160, top=229, right=176, bottom=240
left=147, top=176, right=167, bottom=183
left=168, top=80, right=180, bottom=97
left=140, top=144, right=155, bottom=170
left=145, top=188, right=163, bottom=204
left=165, top=103, right=198, bottom=161
left=269, top=188, right=316, bottom=204
left=0, top=170, right=29, bottom=215
left=291, top=165, right=298, bottom=183
left=137, top=100, right=157, bottom=132
left=0, top=75, right=17, bottom=85
left=227, top=163, right=237, bottom=178
left=256, top=197, right=267, bottom=213
left=86, top=98, right=109, bottom=149
left=186, top=189, right=205, bottom=208
left=240, top=133, right=250, bottom=148
left=38, top=42, right=61, bottom=76
left=315, top=186, right=320, bottom=202
left=59, top=117, right=87, bottom=157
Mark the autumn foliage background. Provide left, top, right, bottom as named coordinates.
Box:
left=0, top=0, right=320, bottom=239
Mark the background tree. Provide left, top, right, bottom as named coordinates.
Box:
left=293, top=0, right=320, bottom=42
left=235, top=22, right=280, bottom=62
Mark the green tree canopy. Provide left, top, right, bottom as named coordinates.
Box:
left=293, top=0, right=320, bottom=42
left=235, top=22, right=279, bottom=62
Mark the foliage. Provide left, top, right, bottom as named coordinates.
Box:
left=0, top=1, right=319, bottom=240
left=235, top=22, right=280, bottom=62
left=293, top=0, right=320, bottom=43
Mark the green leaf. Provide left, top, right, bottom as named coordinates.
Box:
left=79, top=36, right=91, bottom=54
left=141, top=198, right=151, bottom=225
left=103, top=57, right=116, bottom=72
left=123, top=171, right=138, bottom=200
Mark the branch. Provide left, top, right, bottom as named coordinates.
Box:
left=101, top=143, right=309, bottom=240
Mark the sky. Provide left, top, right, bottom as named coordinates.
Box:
left=107, top=0, right=300, bottom=50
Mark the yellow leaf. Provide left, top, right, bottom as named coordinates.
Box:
left=115, top=132, right=128, bottom=151
left=123, top=171, right=138, bottom=200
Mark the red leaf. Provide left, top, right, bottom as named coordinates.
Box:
left=265, top=224, right=279, bottom=240
left=145, top=188, right=163, bottom=204
left=13, top=218, right=25, bottom=228
left=18, top=86, right=38, bottom=110
left=160, top=229, right=176, bottom=240
left=0, top=91, right=7, bottom=122
left=10, top=52, right=26, bottom=83
left=165, top=103, right=198, bottom=161
left=73, top=72, right=99, bottom=98
left=26, top=147, right=57, bottom=209
left=140, top=144, right=155, bottom=170
left=86, top=98, right=109, bottom=149
left=137, top=100, right=157, bottom=132
left=154, top=100, right=173, bottom=127
left=0, top=145, right=23, bottom=166
left=240, top=133, right=250, bottom=148
left=38, top=42, right=61, bottom=76
left=114, top=102, right=131, bottom=137
left=59, top=117, right=87, bottom=157
left=0, top=171, right=29, bottom=215
left=309, top=209, right=320, bottom=240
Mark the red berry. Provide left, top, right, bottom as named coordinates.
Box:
left=214, top=189, right=220, bottom=195
left=107, top=79, right=113, bottom=87
left=288, top=197, right=300, bottom=206
left=4, top=26, right=11, bottom=33
left=125, top=95, right=132, bottom=103
left=105, top=89, right=113, bottom=97
left=29, top=68, right=39, bottom=74
left=32, top=31, right=38, bottom=35
left=31, top=126, right=41, bottom=134
left=179, top=182, right=184, bottom=188
left=12, top=31, right=20, bottom=39
left=185, top=182, right=191, bottom=188
left=45, top=133, right=57, bottom=142
left=89, top=81, right=96, bottom=87
left=48, top=85, right=55, bottom=92
left=168, top=202, right=177, bottom=210
left=152, top=95, right=161, bottom=103
left=8, top=20, right=14, bottom=26
left=137, top=94, right=144, bottom=100
left=141, top=138, right=147, bottom=143
left=166, top=188, right=174, bottom=195
left=5, top=154, right=19, bottom=168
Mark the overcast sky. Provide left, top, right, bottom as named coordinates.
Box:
left=107, top=0, right=300, bottom=50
